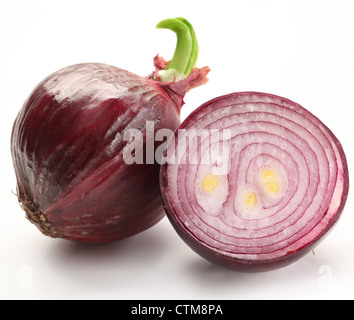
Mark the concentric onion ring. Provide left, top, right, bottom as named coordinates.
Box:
left=160, top=92, right=349, bottom=272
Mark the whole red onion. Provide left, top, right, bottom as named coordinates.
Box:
left=160, top=92, right=349, bottom=271
left=11, top=18, right=209, bottom=243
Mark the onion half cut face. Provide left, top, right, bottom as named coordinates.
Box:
left=160, top=92, right=349, bottom=272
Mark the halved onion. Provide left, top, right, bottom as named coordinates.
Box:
left=160, top=92, right=349, bottom=272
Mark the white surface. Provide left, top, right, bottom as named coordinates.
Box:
left=1, top=0, right=354, bottom=300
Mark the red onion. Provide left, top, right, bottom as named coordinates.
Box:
left=11, top=18, right=209, bottom=243
left=160, top=92, right=349, bottom=271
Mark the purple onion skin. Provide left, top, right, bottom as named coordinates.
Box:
left=160, top=92, right=349, bottom=272
left=11, top=62, right=209, bottom=243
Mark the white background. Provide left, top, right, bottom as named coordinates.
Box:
left=1, top=0, right=354, bottom=300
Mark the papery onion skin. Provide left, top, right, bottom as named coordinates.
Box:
left=11, top=62, right=209, bottom=243
left=160, top=92, right=349, bottom=272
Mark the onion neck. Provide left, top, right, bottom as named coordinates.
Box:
left=155, top=17, right=199, bottom=82
left=150, top=17, right=210, bottom=112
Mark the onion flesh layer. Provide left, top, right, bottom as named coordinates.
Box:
left=160, top=92, right=349, bottom=271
